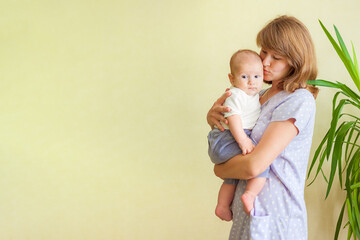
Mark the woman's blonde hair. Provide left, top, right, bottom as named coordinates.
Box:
left=256, top=15, right=319, bottom=96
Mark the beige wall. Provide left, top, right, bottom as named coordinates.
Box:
left=1, top=0, right=360, bottom=239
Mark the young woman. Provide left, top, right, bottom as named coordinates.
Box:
left=207, top=15, right=318, bottom=240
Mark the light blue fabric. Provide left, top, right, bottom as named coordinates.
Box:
left=208, top=129, right=252, bottom=164
left=207, top=128, right=269, bottom=185
left=229, top=89, right=316, bottom=240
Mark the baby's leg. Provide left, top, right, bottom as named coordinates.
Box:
left=241, top=177, right=266, bottom=215
left=215, top=183, right=236, bottom=221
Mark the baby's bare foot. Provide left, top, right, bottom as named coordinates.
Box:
left=215, top=204, right=233, bottom=221
left=241, top=191, right=255, bottom=215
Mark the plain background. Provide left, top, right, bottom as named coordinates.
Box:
left=1, top=0, right=360, bottom=239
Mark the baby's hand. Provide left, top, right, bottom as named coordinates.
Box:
left=239, top=138, right=255, bottom=155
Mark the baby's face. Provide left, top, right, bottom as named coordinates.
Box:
left=231, top=59, right=263, bottom=96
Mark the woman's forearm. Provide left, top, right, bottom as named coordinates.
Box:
left=214, top=151, right=262, bottom=180
left=214, top=119, right=298, bottom=180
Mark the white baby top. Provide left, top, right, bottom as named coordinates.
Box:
left=221, top=87, right=261, bottom=130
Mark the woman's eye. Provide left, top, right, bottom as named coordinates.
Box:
left=273, top=56, right=281, bottom=60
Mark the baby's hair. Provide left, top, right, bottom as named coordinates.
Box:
left=229, top=49, right=261, bottom=75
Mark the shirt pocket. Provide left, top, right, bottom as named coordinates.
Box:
left=250, top=210, right=294, bottom=240
left=250, top=209, right=270, bottom=240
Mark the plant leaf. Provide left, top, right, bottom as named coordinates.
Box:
left=334, top=201, right=346, bottom=240
left=319, top=20, right=360, bottom=93
left=352, top=41, right=360, bottom=80
left=333, top=121, right=355, bottom=189
left=326, top=99, right=348, bottom=159
left=351, top=182, right=360, bottom=190
left=346, top=198, right=355, bottom=237
left=326, top=121, right=346, bottom=197
left=345, top=122, right=357, bottom=170
left=346, top=122, right=360, bottom=169
left=319, top=21, right=356, bottom=81
left=307, top=130, right=329, bottom=179
left=352, top=188, right=360, bottom=235
left=336, top=82, right=360, bottom=105
left=334, top=25, right=352, bottom=66
left=307, top=79, right=341, bottom=89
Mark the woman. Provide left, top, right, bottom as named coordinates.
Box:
left=207, top=16, right=318, bottom=240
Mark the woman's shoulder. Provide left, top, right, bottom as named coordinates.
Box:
left=294, top=88, right=315, bottom=97
left=283, top=88, right=315, bottom=103
left=266, top=88, right=315, bottom=111
left=293, top=88, right=316, bottom=104
left=269, top=89, right=316, bottom=116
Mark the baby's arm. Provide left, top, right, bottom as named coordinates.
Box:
left=227, top=115, right=255, bottom=155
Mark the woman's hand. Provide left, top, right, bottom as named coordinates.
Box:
left=207, top=91, right=232, bottom=131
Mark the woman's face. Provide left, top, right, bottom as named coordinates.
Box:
left=260, top=49, right=292, bottom=83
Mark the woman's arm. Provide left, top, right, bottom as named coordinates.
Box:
left=207, top=91, right=232, bottom=131
left=214, top=119, right=298, bottom=179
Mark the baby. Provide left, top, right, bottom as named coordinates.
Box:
left=207, top=49, right=269, bottom=220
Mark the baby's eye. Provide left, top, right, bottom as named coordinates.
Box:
left=241, top=75, right=248, bottom=79
left=254, top=75, right=261, bottom=79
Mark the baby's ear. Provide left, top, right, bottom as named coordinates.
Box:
left=228, top=73, right=234, bottom=85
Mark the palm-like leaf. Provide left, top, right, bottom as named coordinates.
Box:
left=307, top=21, right=360, bottom=239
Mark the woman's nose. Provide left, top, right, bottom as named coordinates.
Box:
left=262, top=56, right=270, bottom=66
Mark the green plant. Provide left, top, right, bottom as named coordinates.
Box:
left=307, top=20, right=360, bottom=240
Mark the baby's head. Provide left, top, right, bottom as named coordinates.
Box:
left=229, top=50, right=263, bottom=96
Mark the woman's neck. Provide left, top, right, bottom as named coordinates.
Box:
left=270, top=79, right=282, bottom=89
left=260, top=84, right=282, bottom=105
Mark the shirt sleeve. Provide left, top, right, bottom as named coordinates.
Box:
left=223, top=90, right=246, bottom=118
left=271, top=90, right=315, bottom=133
